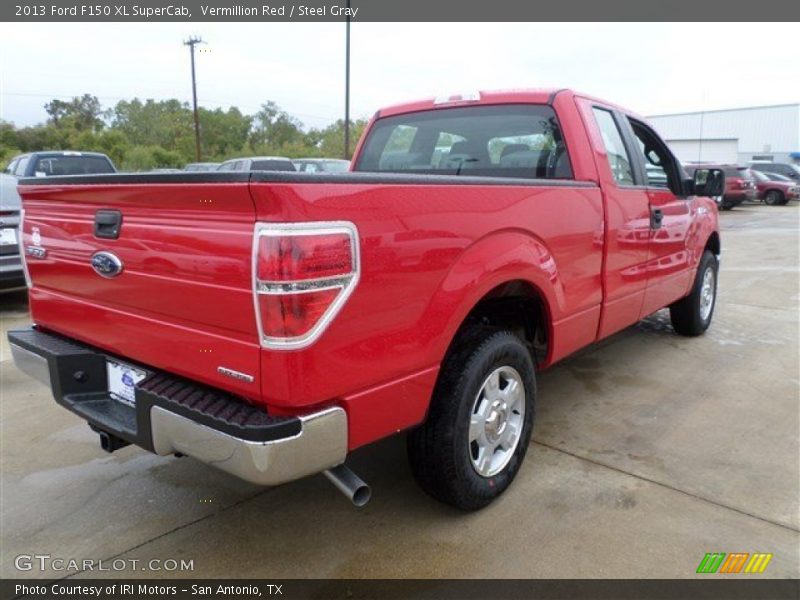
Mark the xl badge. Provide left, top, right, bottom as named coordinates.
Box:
left=91, top=251, right=124, bottom=278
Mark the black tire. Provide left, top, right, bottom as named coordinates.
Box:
left=764, top=190, right=784, bottom=206
left=669, top=250, right=718, bottom=336
left=720, top=199, right=734, bottom=210
left=407, top=327, right=536, bottom=511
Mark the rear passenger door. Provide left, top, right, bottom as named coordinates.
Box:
left=623, top=117, right=694, bottom=317
left=581, top=103, right=651, bottom=338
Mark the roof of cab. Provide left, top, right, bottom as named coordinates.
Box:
left=27, top=150, right=111, bottom=158
left=376, top=89, right=571, bottom=118
left=374, top=88, right=645, bottom=122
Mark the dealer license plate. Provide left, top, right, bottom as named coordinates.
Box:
left=0, top=228, right=17, bottom=246
left=107, top=360, right=147, bottom=407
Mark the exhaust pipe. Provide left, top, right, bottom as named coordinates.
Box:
left=324, top=464, right=371, bottom=507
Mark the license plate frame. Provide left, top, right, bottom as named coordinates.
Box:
left=106, top=360, right=147, bottom=407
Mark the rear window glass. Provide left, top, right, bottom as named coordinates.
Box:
left=251, top=160, right=296, bottom=172
left=31, top=155, right=114, bottom=176
left=355, top=104, right=573, bottom=179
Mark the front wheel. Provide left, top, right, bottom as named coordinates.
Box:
left=764, top=190, right=784, bottom=206
left=669, top=250, right=718, bottom=336
left=407, top=327, right=536, bottom=510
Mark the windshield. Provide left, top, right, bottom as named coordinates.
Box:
left=31, top=155, right=114, bottom=176
left=355, top=104, right=573, bottom=179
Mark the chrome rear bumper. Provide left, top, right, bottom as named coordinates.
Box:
left=8, top=327, right=348, bottom=486
left=150, top=405, right=348, bottom=485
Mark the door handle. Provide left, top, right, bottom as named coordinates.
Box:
left=650, top=208, right=664, bottom=230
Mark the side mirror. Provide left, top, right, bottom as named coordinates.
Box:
left=689, top=168, right=725, bottom=198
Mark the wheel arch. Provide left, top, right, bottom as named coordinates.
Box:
left=424, top=230, right=561, bottom=370
left=704, top=230, right=721, bottom=258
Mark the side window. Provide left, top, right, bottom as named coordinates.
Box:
left=4, top=159, right=18, bottom=175
left=217, top=162, right=235, bottom=172
left=14, top=157, right=30, bottom=177
left=628, top=119, right=680, bottom=194
left=592, top=109, right=634, bottom=185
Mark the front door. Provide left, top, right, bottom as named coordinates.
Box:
left=579, top=102, right=652, bottom=338
left=624, top=117, right=694, bottom=318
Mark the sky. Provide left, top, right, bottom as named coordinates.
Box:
left=1, top=22, right=798, bottom=130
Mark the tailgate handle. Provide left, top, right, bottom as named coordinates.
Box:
left=94, top=210, right=122, bottom=239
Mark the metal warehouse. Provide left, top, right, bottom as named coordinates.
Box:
left=647, top=103, right=800, bottom=166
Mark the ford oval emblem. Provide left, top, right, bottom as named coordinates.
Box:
left=91, top=251, right=124, bottom=278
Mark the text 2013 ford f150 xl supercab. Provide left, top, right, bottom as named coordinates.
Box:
left=9, top=90, right=724, bottom=510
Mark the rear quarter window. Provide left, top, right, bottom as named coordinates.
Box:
left=355, top=104, right=573, bottom=180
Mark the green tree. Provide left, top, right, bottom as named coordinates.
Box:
left=249, top=101, right=304, bottom=152
left=121, top=146, right=157, bottom=172
left=311, top=118, right=369, bottom=159
left=198, top=107, right=252, bottom=159
left=96, top=130, right=130, bottom=167
left=13, top=124, right=73, bottom=152
left=4, top=93, right=372, bottom=168
left=44, top=94, right=105, bottom=131
left=112, top=99, right=195, bottom=161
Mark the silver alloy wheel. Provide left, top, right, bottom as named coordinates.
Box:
left=469, top=366, right=525, bottom=478
left=699, top=267, right=716, bottom=322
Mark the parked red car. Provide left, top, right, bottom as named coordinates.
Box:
left=9, top=89, right=724, bottom=510
left=684, top=163, right=756, bottom=210
left=752, top=170, right=799, bottom=205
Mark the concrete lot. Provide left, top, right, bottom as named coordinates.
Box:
left=1, top=204, right=798, bottom=580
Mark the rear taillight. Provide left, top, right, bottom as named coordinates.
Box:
left=253, top=222, right=359, bottom=349
left=19, top=209, right=32, bottom=289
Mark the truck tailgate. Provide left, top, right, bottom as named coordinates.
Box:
left=19, top=180, right=261, bottom=399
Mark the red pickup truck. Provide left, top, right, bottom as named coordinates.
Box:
left=9, top=90, right=723, bottom=510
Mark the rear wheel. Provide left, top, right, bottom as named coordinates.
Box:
left=719, top=198, right=734, bottom=210
left=764, top=190, right=784, bottom=206
left=669, top=250, right=718, bottom=336
left=407, top=327, right=535, bottom=510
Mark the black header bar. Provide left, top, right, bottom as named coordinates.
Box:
left=4, top=0, right=799, bottom=22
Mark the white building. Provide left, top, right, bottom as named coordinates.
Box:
left=647, top=104, right=800, bottom=166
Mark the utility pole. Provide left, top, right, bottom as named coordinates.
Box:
left=184, top=36, right=204, bottom=162
left=344, top=0, right=351, bottom=160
